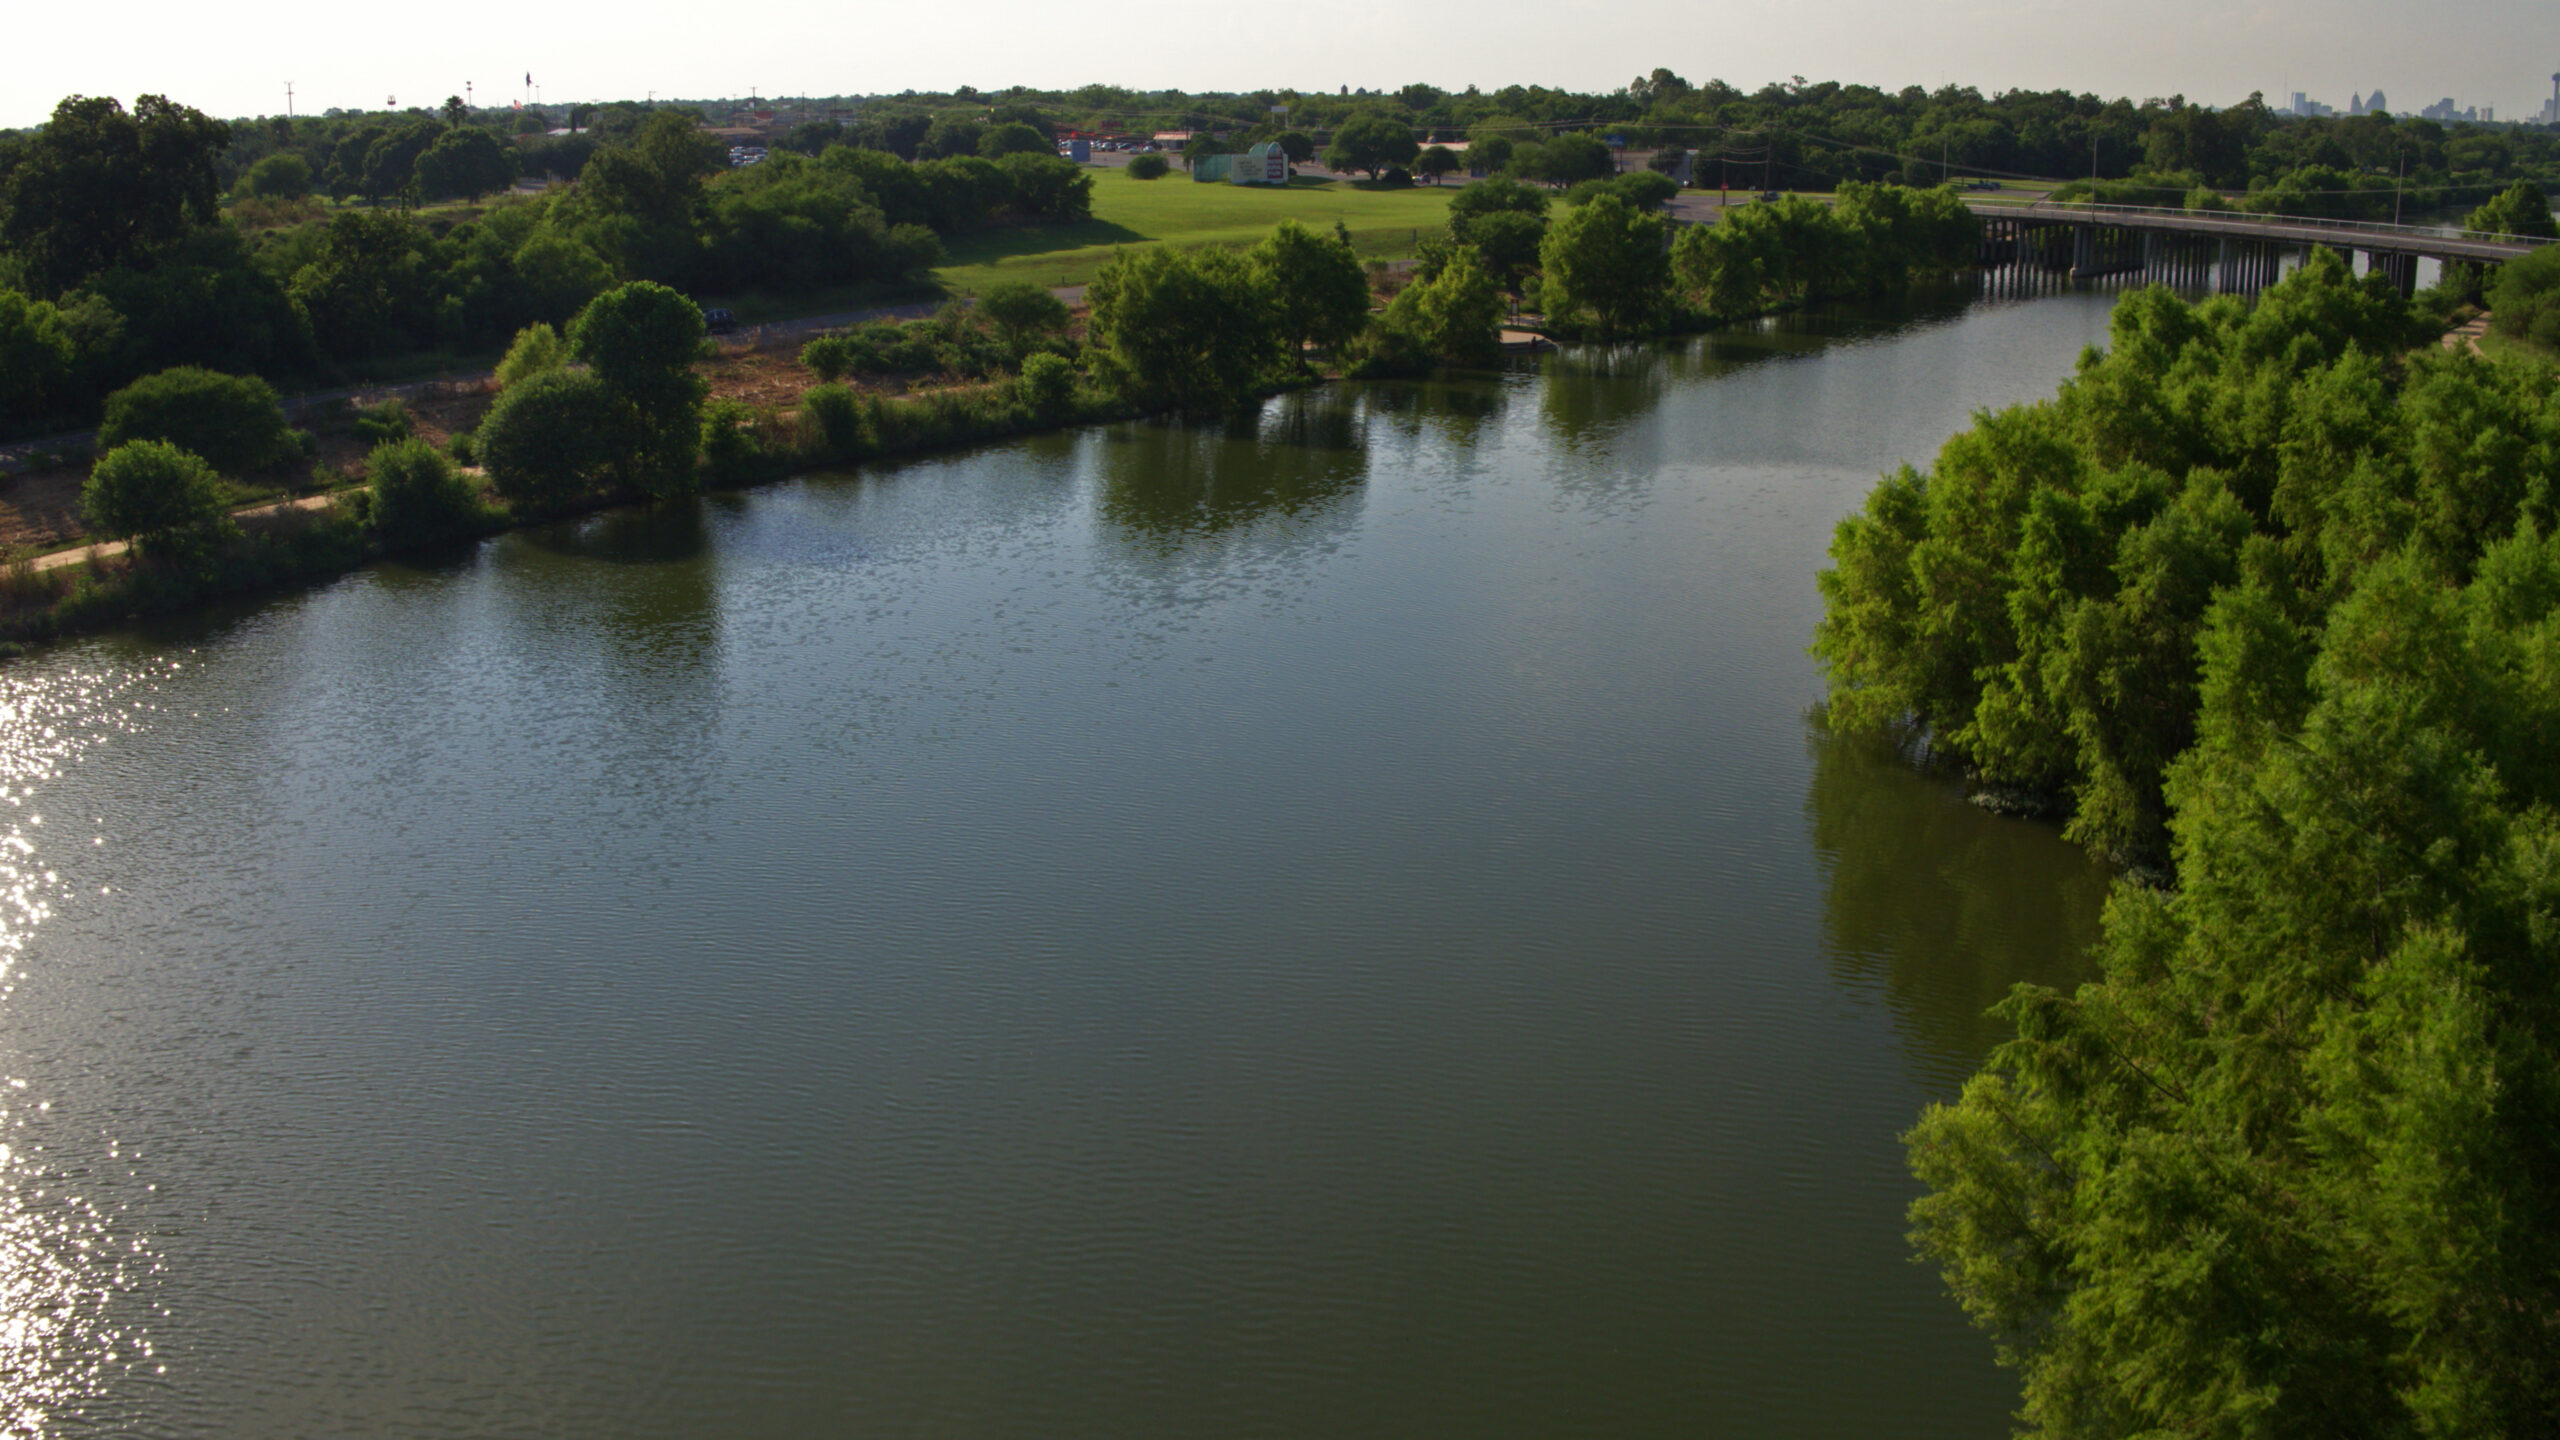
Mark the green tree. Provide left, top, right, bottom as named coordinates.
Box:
left=476, top=367, right=619, bottom=509
left=367, top=436, right=487, bottom=544
left=511, top=233, right=615, bottom=326
left=1275, top=131, right=1314, bottom=165
left=1910, top=530, right=2560, bottom=1437
left=0, top=94, right=231, bottom=295
left=96, top=366, right=293, bottom=474
left=82, top=440, right=232, bottom=556
left=358, top=120, right=444, bottom=204
left=1379, top=248, right=1503, bottom=364
left=1324, top=111, right=1420, bottom=179
left=1446, top=177, right=1550, bottom=242
left=1085, top=245, right=1278, bottom=409
left=567, top=280, right=708, bottom=497
left=1464, top=210, right=1547, bottom=293
left=976, top=280, right=1071, bottom=357
left=236, top=153, right=314, bottom=200
left=977, top=122, right=1051, bottom=158
left=0, top=288, right=77, bottom=422
left=1017, top=351, right=1075, bottom=415
left=1246, top=219, right=1371, bottom=369
left=442, top=95, right=468, bottom=130
left=1523, top=131, right=1615, bottom=188
left=286, top=209, right=435, bottom=357
left=415, top=127, right=514, bottom=201
left=2463, top=179, right=2558, bottom=241
left=1537, top=192, right=1671, bottom=338
left=495, top=322, right=568, bottom=388
left=1416, top=145, right=1461, bottom=184
left=1125, top=152, right=1170, bottom=180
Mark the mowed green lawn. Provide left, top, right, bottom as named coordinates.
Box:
left=934, top=169, right=1459, bottom=293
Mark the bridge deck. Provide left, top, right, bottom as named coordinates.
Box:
left=1968, top=202, right=2543, bottom=263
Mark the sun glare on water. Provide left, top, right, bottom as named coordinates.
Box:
left=0, top=661, right=183, bottom=1435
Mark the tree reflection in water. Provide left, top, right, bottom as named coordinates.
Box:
left=1094, top=392, right=1372, bottom=548
left=1805, top=721, right=2112, bottom=1089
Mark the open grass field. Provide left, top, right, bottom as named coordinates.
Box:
left=933, top=169, right=1460, bottom=293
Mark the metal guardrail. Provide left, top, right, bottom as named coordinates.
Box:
left=1988, top=198, right=2558, bottom=250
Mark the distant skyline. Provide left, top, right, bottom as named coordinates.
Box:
left=7, top=0, right=2557, bottom=131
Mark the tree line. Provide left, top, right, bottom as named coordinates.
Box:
left=1813, top=255, right=2560, bottom=1433
left=0, top=94, right=1093, bottom=436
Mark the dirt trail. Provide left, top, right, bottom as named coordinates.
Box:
left=29, top=493, right=340, bottom=573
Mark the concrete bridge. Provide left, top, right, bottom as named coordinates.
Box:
left=1969, top=200, right=2555, bottom=297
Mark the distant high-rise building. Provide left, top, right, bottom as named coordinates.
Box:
left=2350, top=91, right=2365, bottom=115
left=2367, top=88, right=2389, bottom=114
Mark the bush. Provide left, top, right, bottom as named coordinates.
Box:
left=446, top=428, right=477, bottom=465
left=494, top=323, right=568, bottom=389
left=476, top=368, right=619, bottom=511
left=1017, top=352, right=1075, bottom=415
left=352, top=398, right=413, bottom=445
left=800, top=335, right=853, bottom=382
left=1378, top=166, right=1414, bottom=188
left=2488, top=244, right=2560, bottom=351
left=366, top=437, right=487, bottom=546
left=98, top=367, right=294, bottom=476
left=800, top=383, right=867, bottom=459
left=236, top=153, right=314, bottom=200
left=82, top=441, right=234, bottom=557
left=1126, top=152, right=1170, bottom=180
left=978, top=280, right=1071, bottom=355
left=700, top=399, right=773, bottom=485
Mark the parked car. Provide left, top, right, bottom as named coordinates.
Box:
left=702, top=307, right=737, bottom=335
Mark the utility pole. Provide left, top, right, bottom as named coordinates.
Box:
left=284, top=81, right=294, bottom=118
left=465, top=81, right=473, bottom=112
left=2394, top=149, right=2405, bottom=225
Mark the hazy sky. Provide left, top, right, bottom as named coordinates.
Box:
left=8, top=0, right=2557, bottom=130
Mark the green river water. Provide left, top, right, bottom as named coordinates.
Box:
left=0, top=289, right=2118, bottom=1436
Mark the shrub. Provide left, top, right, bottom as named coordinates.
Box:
left=446, top=428, right=477, bottom=465
left=366, top=437, right=487, bottom=546
left=236, top=153, right=315, bottom=200
left=1017, top=352, right=1075, bottom=415
left=800, top=383, right=867, bottom=459
left=1126, top=152, right=1170, bottom=180
left=978, top=281, right=1071, bottom=356
left=2488, top=244, right=2560, bottom=351
left=800, top=335, right=853, bottom=382
left=98, top=367, right=293, bottom=476
left=475, top=368, right=619, bottom=511
left=352, top=398, right=413, bottom=445
left=494, top=322, right=568, bottom=389
left=82, top=441, right=234, bottom=557
left=1378, top=166, right=1414, bottom=188
left=699, top=400, right=772, bottom=485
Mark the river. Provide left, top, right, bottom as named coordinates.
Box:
left=0, top=288, right=2118, bottom=1437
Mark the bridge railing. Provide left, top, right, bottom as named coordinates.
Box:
left=1983, top=199, right=2557, bottom=250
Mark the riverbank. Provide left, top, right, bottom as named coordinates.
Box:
left=0, top=366, right=1307, bottom=658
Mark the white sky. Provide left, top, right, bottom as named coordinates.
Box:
left=7, top=0, right=2557, bottom=130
